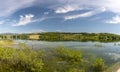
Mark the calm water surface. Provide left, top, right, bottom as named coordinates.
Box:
left=14, top=40, right=120, bottom=66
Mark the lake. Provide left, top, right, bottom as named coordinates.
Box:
left=13, top=40, right=120, bottom=67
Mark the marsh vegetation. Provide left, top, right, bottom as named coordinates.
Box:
left=0, top=43, right=106, bottom=72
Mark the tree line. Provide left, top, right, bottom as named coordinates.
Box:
left=1, top=32, right=120, bottom=42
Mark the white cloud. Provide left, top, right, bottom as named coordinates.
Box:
left=103, top=0, right=120, bottom=13
left=33, top=0, right=120, bottom=22
left=44, top=12, right=49, bottom=15
left=13, top=14, right=35, bottom=26
left=0, top=0, right=35, bottom=17
left=48, top=0, right=120, bottom=14
left=64, top=7, right=106, bottom=20
left=55, top=5, right=81, bottom=13
left=1, top=0, right=120, bottom=17
left=0, top=21, right=4, bottom=24
left=106, top=16, right=120, bottom=24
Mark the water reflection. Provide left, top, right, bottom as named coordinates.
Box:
left=107, top=53, right=120, bottom=61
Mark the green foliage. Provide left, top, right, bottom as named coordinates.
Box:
left=54, top=47, right=83, bottom=64
left=68, top=68, right=85, bottom=72
left=0, top=47, right=44, bottom=72
left=92, top=58, right=106, bottom=72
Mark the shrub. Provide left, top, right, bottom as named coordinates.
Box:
left=54, top=47, right=83, bottom=64
left=0, top=47, right=44, bottom=72
left=92, top=58, right=106, bottom=72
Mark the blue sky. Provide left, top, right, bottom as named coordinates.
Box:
left=1, top=0, right=120, bottom=34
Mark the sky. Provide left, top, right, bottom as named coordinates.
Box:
left=1, top=0, right=120, bottom=34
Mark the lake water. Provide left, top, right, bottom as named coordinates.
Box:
left=14, top=40, right=120, bottom=66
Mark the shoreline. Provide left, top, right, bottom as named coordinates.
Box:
left=105, top=62, right=120, bottom=72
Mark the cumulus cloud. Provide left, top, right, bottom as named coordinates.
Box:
left=13, top=14, right=36, bottom=26
left=0, top=0, right=35, bottom=17
left=106, top=16, right=120, bottom=24
left=64, top=7, right=106, bottom=20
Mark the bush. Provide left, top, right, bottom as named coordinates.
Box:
left=92, top=58, right=106, bottom=72
left=0, top=47, right=44, bottom=72
left=54, top=47, right=83, bottom=64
